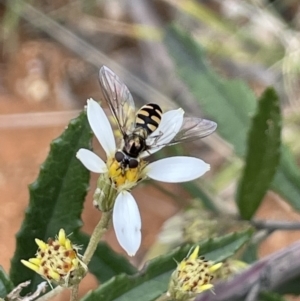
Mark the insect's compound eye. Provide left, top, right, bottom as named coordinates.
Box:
left=129, top=159, right=139, bottom=169
left=115, top=151, right=125, bottom=162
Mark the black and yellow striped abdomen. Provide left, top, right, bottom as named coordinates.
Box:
left=135, top=103, right=162, bottom=135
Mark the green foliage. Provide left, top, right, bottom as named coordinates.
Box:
left=0, top=267, right=14, bottom=298
left=81, top=230, right=252, bottom=301
left=272, top=145, right=300, bottom=211
left=236, top=88, right=281, bottom=219
left=241, top=242, right=258, bottom=264
left=10, top=111, right=92, bottom=291
left=164, top=24, right=300, bottom=213
left=276, top=274, right=300, bottom=295
left=182, top=182, right=218, bottom=212
left=259, top=291, right=287, bottom=301
left=73, top=232, right=137, bottom=283
left=164, top=24, right=256, bottom=157
left=2, top=4, right=300, bottom=301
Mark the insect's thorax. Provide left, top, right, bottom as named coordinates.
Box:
left=122, top=129, right=148, bottom=158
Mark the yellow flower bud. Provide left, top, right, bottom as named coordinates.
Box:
left=21, top=229, right=87, bottom=287
left=167, top=246, right=222, bottom=301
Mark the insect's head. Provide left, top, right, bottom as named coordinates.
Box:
left=115, top=150, right=139, bottom=169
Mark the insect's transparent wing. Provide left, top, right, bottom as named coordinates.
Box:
left=170, top=117, right=217, bottom=144
left=99, top=66, right=136, bottom=135
left=140, top=116, right=217, bottom=158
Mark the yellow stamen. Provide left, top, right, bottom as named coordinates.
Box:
left=58, top=229, right=66, bottom=245
left=49, top=270, right=60, bottom=281
left=189, top=246, right=200, bottom=260
left=209, top=262, right=223, bottom=272
left=125, top=168, right=139, bottom=183
left=21, top=260, right=39, bottom=272
left=65, top=238, right=72, bottom=250
left=178, top=261, right=186, bottom=270
left=35, top=239, right=47, bottom=250
left=199, top=284, right=214, bottom=292
left=29, top=258, right=41, bottom=265
left=72, top=258, right=79, bottom=267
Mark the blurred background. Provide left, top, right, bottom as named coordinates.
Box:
left=1, top=0, right=300, bottom=297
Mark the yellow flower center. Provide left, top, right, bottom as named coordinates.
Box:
left=107, top=156, right=146, bottom=189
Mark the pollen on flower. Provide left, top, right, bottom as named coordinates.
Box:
left=107, top=156, right=146, bottom=190
left=167, top=246, right=222, bottom=301
left=21, top=229, right=87, bottom=287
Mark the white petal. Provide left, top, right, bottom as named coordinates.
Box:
left=87, top=98, right=116, bottom=156
left=113, top=191, right=141, bottom=256
left=141, top=108, right=184, bottom=157
left=76, top=148, right=107, bottom=173
left=146, top=156, right=210, bottom=183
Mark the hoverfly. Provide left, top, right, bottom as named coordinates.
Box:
left=98, top=66, right=217, bottom=174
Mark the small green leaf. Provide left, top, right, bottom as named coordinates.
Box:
left=164, top=24, right=300, bottom=212
left=73, top=232, right=137, bottom=283
left=80, top=230, right=252, bottom=301
left=236, top=88, right=281, bottom=219
left=0, top=267, right=14, bottom=298
left=10, top=111, right=92, bottom=291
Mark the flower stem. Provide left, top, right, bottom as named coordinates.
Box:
left=70, top=285, right=79, bottom=301
left=82, top=210, right=113, bottom=264
left=69, top=211, right=112, bottom=301
left=154, top=293, right=171, bottom=301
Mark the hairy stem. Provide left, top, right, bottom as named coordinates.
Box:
left=82, top=210, right=113, bottom=264
left=70, top=285, right=79, bottom=301
left=69, top=210, right=113, bottom=301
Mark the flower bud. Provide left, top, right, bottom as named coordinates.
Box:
left=167, top=246, right=222, bottom=301
left=21, top=229, right=87, bottom=287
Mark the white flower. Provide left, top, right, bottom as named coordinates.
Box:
left=76, top=98, right=210, bottom=256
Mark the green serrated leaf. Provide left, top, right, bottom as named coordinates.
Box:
left=0, top=267, right=14, bottom=298
left=80, top=229, right=252, bottom=301
left=236, top=88, right=281, bottom=219
left=164, top=24, right=300, bottom=212
left=73, top=232, right=137, bottom=283
left=10, top=111, right=92, bottom=291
